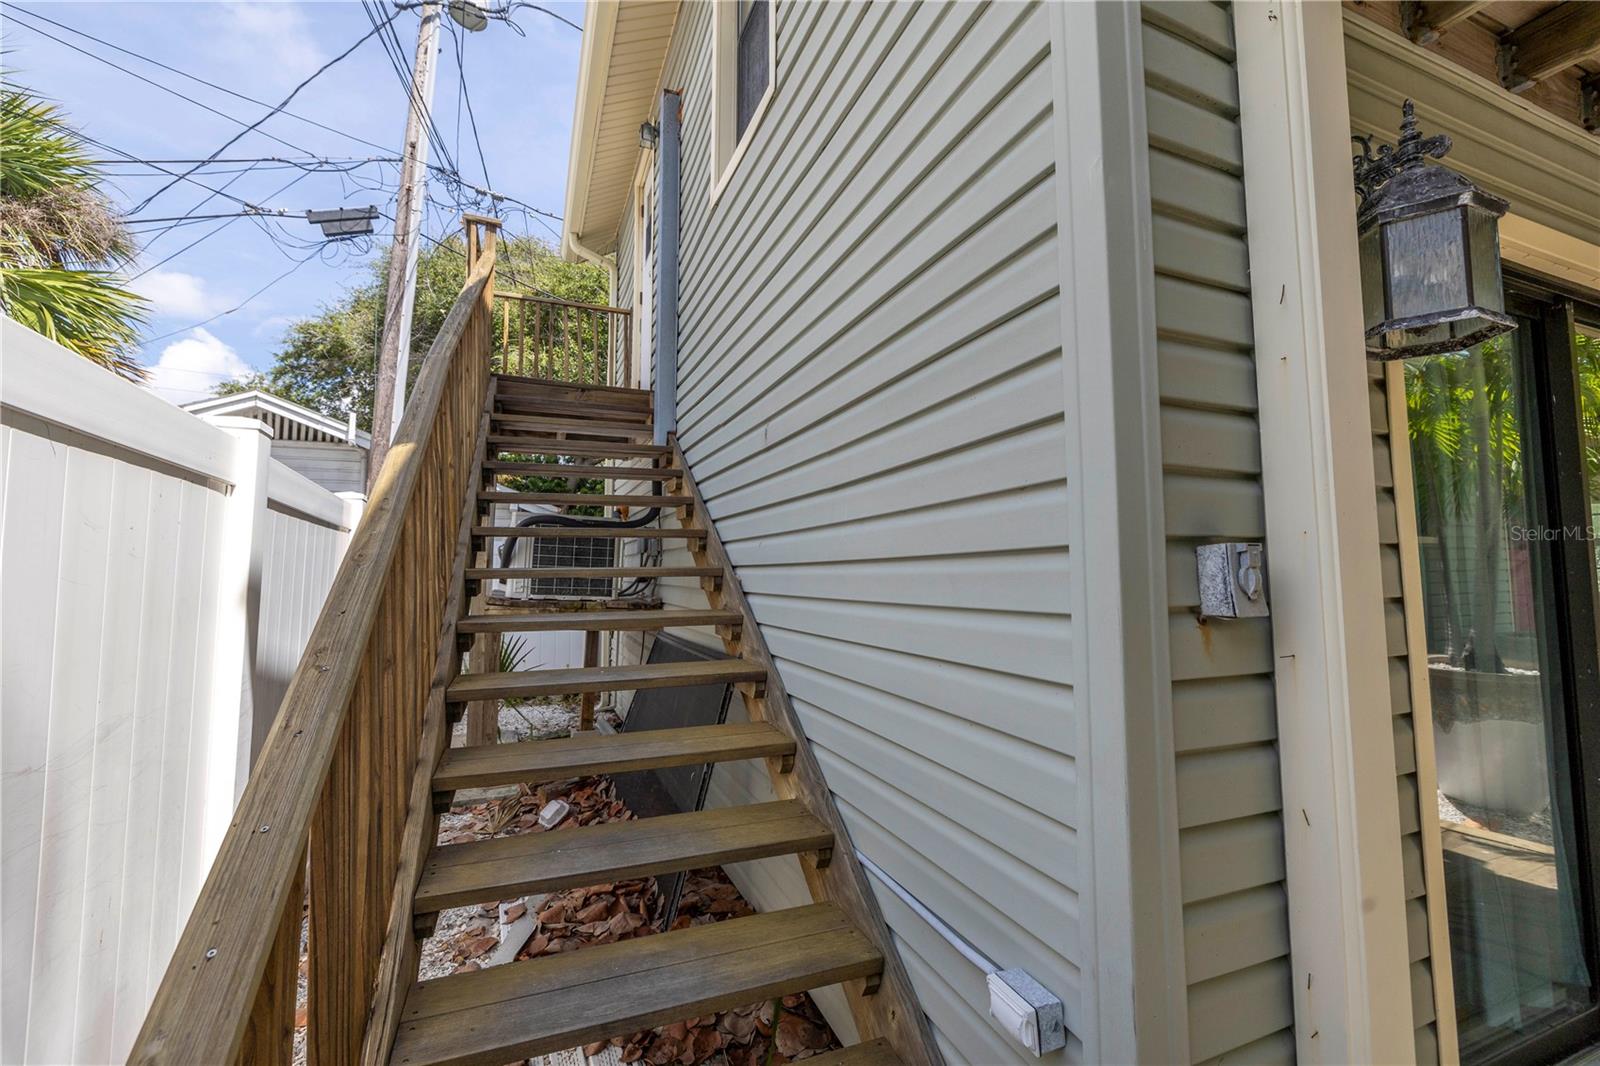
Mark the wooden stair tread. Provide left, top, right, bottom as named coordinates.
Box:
left=458, top=608, right=741, bottom=633
left=472, top=525, right=702, bottom=540
left=388, top=903, right=881, bottom=1066
left=494, top=397, right=652, bottom=422
left=414, top=801, right=830, bottom=914
left=492, top=374, right=651, bottom=402
left=447, top=660, right=766, bottom=702
left=804, top=1040, right=902, bottom=1066
left=433, top=722, right=793, bottom=792
left=465, top=565, right=720, bottom=580
left=490, top=414, right=654, bottom=437
left=489, top=436, right=671, bottom=457
left=483, top=461, right=681, bottom=479
left=478, top=492, right=690, bottom=507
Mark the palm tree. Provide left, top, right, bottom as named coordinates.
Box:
left=0, top=81, right=146, bottom=379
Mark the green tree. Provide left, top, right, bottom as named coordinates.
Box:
left=219, top=233, right=607, bottom=429
left=0, top=82, right=146, bottom=378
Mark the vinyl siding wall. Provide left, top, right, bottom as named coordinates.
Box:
left=270, top=440, right=367, bottom=495
left=1138, top=4, right=1296, bottom=1062
left=613, top=2, right=1080, bottom=1060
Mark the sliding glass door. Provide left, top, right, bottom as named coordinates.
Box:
left=1406, top=280, right=1600, bottom=1066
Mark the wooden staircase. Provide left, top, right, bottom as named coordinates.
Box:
left=127, top=221, right=934, bottom=1066
left=385, top=373, right=935, bottom=1066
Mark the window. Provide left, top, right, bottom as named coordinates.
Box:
left=711, top=0, right=774, bottom=201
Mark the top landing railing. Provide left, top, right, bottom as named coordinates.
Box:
left=494, top=290, right=633, bottom=387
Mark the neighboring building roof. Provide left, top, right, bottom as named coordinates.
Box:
left=181, top=389, right=372, bottom=449
left=562, top=1, right=680, bottom=263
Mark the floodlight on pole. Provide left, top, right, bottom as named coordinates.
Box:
left=305, top=206, right=379, bottom=238
left=449, top=0, right=488, bottom=31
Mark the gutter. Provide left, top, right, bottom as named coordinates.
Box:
left=561, top=0, right=618, bottom=263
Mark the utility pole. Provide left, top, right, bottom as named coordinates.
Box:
left=367, top=0, right=441, bottom=492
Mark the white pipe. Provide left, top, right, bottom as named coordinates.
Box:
left=854, top=849, right=997, bottom=975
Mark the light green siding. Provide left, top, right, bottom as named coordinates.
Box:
left=613, top=2, right=1080, bottom=1062
left=1139, top=3, right=1295, bottom=1062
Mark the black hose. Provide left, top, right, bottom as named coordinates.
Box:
left=494, top=481, right=663, bottom=570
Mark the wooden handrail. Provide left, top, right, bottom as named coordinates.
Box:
left=497, top=290, right=632, bottom=316
left=128, top=216, right=500, bottom=1065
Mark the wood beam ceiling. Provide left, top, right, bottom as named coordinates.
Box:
left=1497, top=2, right=1600, bottom=91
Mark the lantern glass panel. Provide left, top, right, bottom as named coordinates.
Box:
left=1468, top=204, right=1504, bottom=315
left=1383, top=209, right=1469, bottom=320
left=1360, top=226, right=1386, bottom=332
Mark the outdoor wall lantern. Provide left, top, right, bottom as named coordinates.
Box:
left=1352, top=100, right=1516, bottom=360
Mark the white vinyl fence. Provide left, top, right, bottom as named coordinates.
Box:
left=0, top=318, right=361, bottom=1064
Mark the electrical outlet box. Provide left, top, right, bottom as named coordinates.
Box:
left=987, top=969, right=1066, bottom=1056
left=1197, top=541, right=1269, bottom=619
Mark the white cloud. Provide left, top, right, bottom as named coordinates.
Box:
left=221, top=4, right=326, bottom=82
left=130, top=270, right=229, bottom=320
left=146, top=328, right=254, bottom=405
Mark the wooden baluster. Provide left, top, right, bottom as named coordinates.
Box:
left=623, top=311, right=633, bottom=388
left=237, top=860, right=304, bottom=1066
left=518, top=301, right=527, bottom=377
left=563, top=305, right=573, bottom=382
left=500, top=300, right=509, bottom=374
left=534, top=302, right=544, bottom=378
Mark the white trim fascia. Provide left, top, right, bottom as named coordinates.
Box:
left=1232, top=4, right=1416, bottom=1063
left=1050, top=3, right=1188, bottom=1061
left=182, top=389, right=373, bottom=448
left=1501, top=214, right=1600, bottom=295
left=562, top=0, right=619, bottom=263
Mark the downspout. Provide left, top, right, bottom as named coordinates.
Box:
left=654, top=89, right=681, bottom=446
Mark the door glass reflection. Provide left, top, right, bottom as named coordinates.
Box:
left=1406, top=324, right=1593, bottom=1061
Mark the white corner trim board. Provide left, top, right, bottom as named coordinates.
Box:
left=1232, top=3, right=1418, bottom=1064
left=1049, top=2, right=1188, bottom=1062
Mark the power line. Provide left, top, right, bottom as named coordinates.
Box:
left=130, top=9, right=401, bottom=215
left=125, top=209, right=297, bottom=225
left=4, top=12, right=321, bottom=159
left=132, top=167, right=320, bottom=278
left=7, top=5, right=398, bottom=156
left=364, top=0, right=458, bottom=179
left=450, top=18, right=494, bottom=192
left=143, top=246, right=326, bottom=344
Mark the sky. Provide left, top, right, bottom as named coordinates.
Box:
left=3, top=0, right=585, bottom=404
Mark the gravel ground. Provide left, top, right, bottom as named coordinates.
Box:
left=1438, top=789, right=1554, bottom=845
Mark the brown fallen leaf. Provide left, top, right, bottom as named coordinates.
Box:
left=775, top=1011, right=830, bottom=1058
left=462, top=934, right=499, bottom=957
left=503, top=902, right=527, bottom=923
left=575, top=900, right=611, bottom=924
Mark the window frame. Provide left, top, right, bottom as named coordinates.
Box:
left=709, top=0, right=775, bottom=205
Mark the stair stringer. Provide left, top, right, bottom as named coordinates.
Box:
left=669, top=437, right=945, bottom=1066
